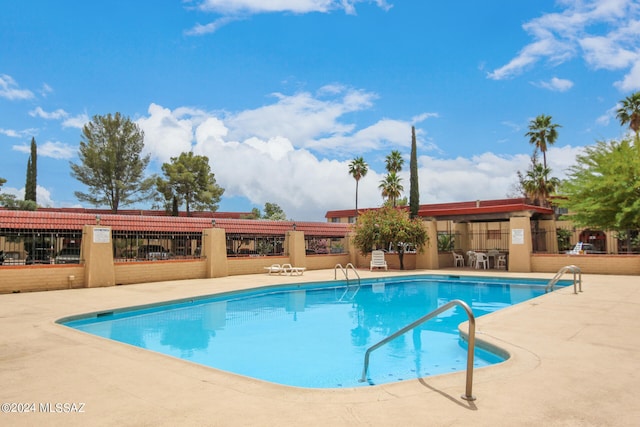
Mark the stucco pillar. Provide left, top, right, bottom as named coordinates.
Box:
left=203, top=227, right=228, bottom=278
left=416, top=219, right=439, bottom=270
left=82, top=225, right=115, bottom=288
left=286, top=230, right=306, bottom=268
left=508, top=216, right=532, bottom=272
left=454, top=222, right=470, bottom=253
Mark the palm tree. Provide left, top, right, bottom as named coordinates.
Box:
left=521, top=156, right=560, bottom=207
left=379, top=171, right=403, bottom=207
left=385, top=150, right=404, bottom=173
left=525, top=114, right=560, bottom=170
left=348, top=157, right=368, bottom=217
left=616, top=91, right=640, bottom=141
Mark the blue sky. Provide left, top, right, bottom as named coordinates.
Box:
left=1, top=0, right=639, bottom=221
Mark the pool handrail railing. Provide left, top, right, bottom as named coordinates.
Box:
left=545, top=265, right=582, bottom=294
left=359, top=299, right=477, bottom=401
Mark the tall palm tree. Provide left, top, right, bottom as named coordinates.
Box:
left=385, top=150, right=404, bottom=173
left=616, top=91, right=640, bottom=142
left=348, top=157, right=368, bottom=217
left=525, top=114, right=560, bottom=170
left=379, top=171, right=403, bottom=207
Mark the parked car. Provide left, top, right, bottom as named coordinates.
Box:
left=55, top=247, right=81, bottom=264
left=26, top=247, right=53, bottom=264
left=137, top=245, right=170, bottom=260
left=1, top=250, right=28, bottom=265
left=581, top=243, right=606, bottom=254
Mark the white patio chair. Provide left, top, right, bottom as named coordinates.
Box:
left=370, top=250, right=388, bottom=271
left=466, top=251, right=476, bottom=268
left=475, top=252, right=488, bottom=269
left=496, top=254, right=507, bottom=269
left=452, top=251, right=464, bottom=267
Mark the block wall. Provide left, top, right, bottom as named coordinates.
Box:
left=0, top=265, right=85, bottom=293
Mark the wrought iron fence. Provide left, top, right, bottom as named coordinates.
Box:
left=112, top=230, right=203, bottom=262
left=225, top=234, right=285, bottom=257
left=305, top=237, right=346, bottom=255
left=0, top=228, right=83, bottom=265
left=534, top=225, right=640, bottom=254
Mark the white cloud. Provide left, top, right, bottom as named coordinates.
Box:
left=136, top=88, right=585, bottom=220
left=137, top=103, right=201, bottom=163
left=38, top=141, right=76, bottom=159
left=0, top=74, right=34, bottom=100
left=62, top=113, right=89, bottom=129
left=27, top=107, right=88, bottom=129
left=187, top=0, right=393, bottom=35
left=488, top=0, right=640, bottom=89
left=0, top=128, right=38, bottom=138
left=533, top=76, right=574, bottom=92
left=12, top=141, right=74, bottom=159
left=29, top=106, right=69, bottom=120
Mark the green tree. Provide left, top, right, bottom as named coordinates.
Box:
left=348, top=156, right=368, bottom=217
left=25, top=137, right=37, bottom=202
left=156, top=152, right=224, bottom=216
left=519, top=154, right=560, bottom=207
left=70, top=113, right=155, bottom=213
left=555, top=138, right=640, bottom=231
left=385, top=150, right=404, bottom=173
left=0, top=177, right=37, bottom=210
left=409, top=126, right=419, bottom=218
left=379, top=171, right=403, bottom=207
left=351, top=206, right=428, bottom=270
left=525, top=114, right=560, bottom=170
left=262, top=202, right=287, bottom=220
left=616, top=91, right=640, bottom=141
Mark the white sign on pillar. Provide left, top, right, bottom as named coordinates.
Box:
left=511, top=229, right=524, bottom=245
left=93, top=227, right=111, bottom=243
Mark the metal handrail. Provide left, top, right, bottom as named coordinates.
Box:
left=545, top=265, right=582, bottom=294
left=334, top=263, right=361, bottom=301
left=359, top=299, right=477, bottom=401
left=334, top=263, right=361, bottom=286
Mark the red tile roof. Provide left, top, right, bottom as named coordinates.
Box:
left=325, top=198, right=554, bottom=220
left=0, top=209, right=350, bottom=237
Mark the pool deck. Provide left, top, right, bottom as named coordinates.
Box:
left=1, top=268, right=639, bottom=426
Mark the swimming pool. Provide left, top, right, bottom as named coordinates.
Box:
left=60, top=274, right=566, bottom=388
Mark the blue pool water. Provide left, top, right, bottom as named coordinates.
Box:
left=60, top=274, right=566, bottom=388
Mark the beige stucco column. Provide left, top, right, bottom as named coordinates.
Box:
left=416, top=219, right=439, bottom=270
left=285, top=230, right=306, bottom=268
left=203, top=227, right=228, bottom=278
left=508, top=216, right=532, bottom=272
left=454, top=222, right=470, bottom=253
left=82, top=225, right=115, bottom=288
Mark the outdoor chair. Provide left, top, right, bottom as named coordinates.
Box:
left=370, top=250, right=388, bottom=271
left=452, top=251, right=465, bottom=267
left=475, top=252, right=488, bottom=269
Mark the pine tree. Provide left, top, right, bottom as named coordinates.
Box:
left=409, top=126, right=419, bottom=218
left=25, top=137, right=37, bottom=202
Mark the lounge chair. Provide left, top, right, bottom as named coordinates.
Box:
left=370, top=250, right=388, bottom=271
left=452, top=251, right=464, bottom=267
left=282, top=264, right=306, bottom=276
left=264, top=264, right=283, bottom=275
left=567, top=242, right=583, bottom=254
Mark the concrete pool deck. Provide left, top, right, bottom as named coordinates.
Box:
left=1, top=269, right=639, bottom=426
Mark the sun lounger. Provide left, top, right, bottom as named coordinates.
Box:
left=264, top=264, right=283, bottom=275
left=282, top=264, right=306, bottom=276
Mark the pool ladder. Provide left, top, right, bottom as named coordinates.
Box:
left=545, top=265, right=582, bottom=294
left=334, top=263, right=361, bottom=301
left=359, top=299, right=477, bottom=401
